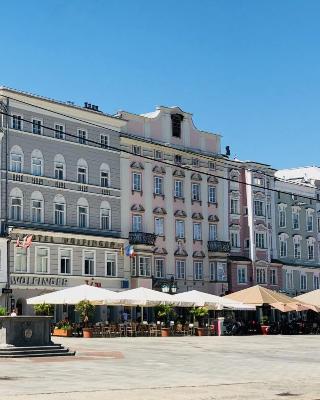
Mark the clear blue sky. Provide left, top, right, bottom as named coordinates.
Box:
left=1, top=0, right=320, bottom=169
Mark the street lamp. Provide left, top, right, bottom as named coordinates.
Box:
left=161, top=276, right=177, bottom=294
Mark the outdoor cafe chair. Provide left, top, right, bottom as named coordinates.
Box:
left=175, top=323, right=187, bottom=336
left=126, top=323, right=136, bottom=337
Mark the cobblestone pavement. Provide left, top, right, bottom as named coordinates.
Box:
left=0, top=335, right=319, bottom=400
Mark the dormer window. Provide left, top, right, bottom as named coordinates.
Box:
left=132, top=145, right=141, bottom=155
left=171, top=114, right=183, bottom=138
left=174, top=154, right=182, bottom=165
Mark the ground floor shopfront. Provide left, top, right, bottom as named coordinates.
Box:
left=1, top=227, right=128, bottom=316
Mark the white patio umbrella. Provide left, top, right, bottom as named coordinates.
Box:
left=173, top=290, right=255, bottom=310
left=111, top=287, right=177, bottom=307
left=26, top=284, right=120, bottom=306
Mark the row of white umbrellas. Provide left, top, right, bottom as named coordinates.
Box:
left=26, top=285, right=255, bottom=310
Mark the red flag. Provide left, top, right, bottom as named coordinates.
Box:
left=22, top=235, right=33, bottom=249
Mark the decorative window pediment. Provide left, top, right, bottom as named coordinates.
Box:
left=193, top=250, right=205, bottom=258
left=256, top=223, right=267, bottom=231
left=154, top=247, right=168, bottom=255
left=174, top=210, right=187, bottom=218
left=191, top=173, right=202, bottom=181
left=174, top=246, right=188, bottom=256
left=208, top=214, right=219, bottom=222
left=131, top=204, right=145, bottom=212
left=207, top=176, right=219, bottom=184
left=192, top=212, right=203, bottom=220
left=152, top=165, right=166, bottom=174
left=173, top=169, right=185, bottom=178
left=153, top=207, right=167, bottom=215
left=229, top=223, right=240, bottom=229
left=130, top=161, right=144, bottom=170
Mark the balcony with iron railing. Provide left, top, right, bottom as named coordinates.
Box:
left=129, top=232, right=156, bottom=246
left=207, top=240, right=231, bottom=253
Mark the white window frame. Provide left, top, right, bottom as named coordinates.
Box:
left=77, top=166, right=88, bottom=184
left=10, top=196, right=23, bottom=221
left=256, top=267, right=267, bottom=284
left=154, top=217, right=164, bottom=236
left=10, top=152, right=23, bottom=173
left=286, top=270, right=293, bottom=290
left=78, top=129, right=87, bottom=145
left=279, top=238, right=287, bottom=258
left=174, top=180, right=183, bottom=198
left=58, top=247, right=72, bottom=275
left=300, top=273, right=307, bottom=291
left=32, top=118, right=42, bottom=135
left=31, top=157, right=43, bottom=176
left=237, top=266, right=247, bottom=284
left=12, top=114, right=22, bottom=130
left=139, top=256, right=151, bottom=277
left=306, top=211, right=314, bottom=232
left=14, top=247, right=28, bottom=272
left=54, top=123, right=65, bottom=140
left=279, top=208, right=286, bottom=228
left=132, top=214, right=142, bottom=232
left=155, top=258, right=165, bottom=278
left=132, top=172, right=142, bottom=192
left=194, top=261, right=203, bottom=280
left=83, top=250, right=96, bottom=276
left=208, top=224, right=217, bottom=241
left=313, top=274, right=320, bottom=290
left=31, top=198, right=44, bottom=223
left=100, top=134, right=110, bottom=149
left=230, top=231, right=240, bottom=248
left=292, top=210, right=300, bottom=230
left=270, top=269, right=277, bottom=285
left=175, top=220, right=185, bottom=239
left=191, top=183, right=201, bottom=201
left=208, top=186, right=216, bottom=203
left=154, top=176, right=163, bottom=195
left=193, top=222, right=202, bottom=241
left=105, top=252, right=117, bottom=277
left=154, top=150, right=163, bottom=160
left=255, top=232, right=266, bottom=249
left=54, top=201, right=66, bottom=225
left=254, top=200, right=264, bottom=217
left=35, top=246, right=50, bottom=274
left=308, top=241, right=315, bottom=260
left=175, top=259, right=186, bottom=280
left=100, top=206, right=111, bottom=230
left=78, top=205, right=89, bottom=228
left=230, top=198, right=239, bottom=215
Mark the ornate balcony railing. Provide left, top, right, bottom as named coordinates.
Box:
left=207, top=240, right=231, bottom=253
left=129, top=232, right=156, bottom=246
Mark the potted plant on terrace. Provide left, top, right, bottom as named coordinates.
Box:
left=260, top=316, right=270, bottom=336
left=75, top=300, right=95, bottom=338
left=190, top=307, right=209, bottom=336
left=0, top=307, right=6, bottom=316
left=53, top=320, right=73, bottom=337
left=34, top=303, right=54, bottom=316
left=155, top=304, right=176, bottom=337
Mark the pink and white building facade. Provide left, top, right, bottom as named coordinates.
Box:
left=118, top=106, right=231, bottom=295
left=227, top=161, right=283, bottom=293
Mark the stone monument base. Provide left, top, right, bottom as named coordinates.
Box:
left=0, top=316, right=75, bottom=357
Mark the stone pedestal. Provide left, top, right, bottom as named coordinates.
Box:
left=0, top=316, right=52, bottom=347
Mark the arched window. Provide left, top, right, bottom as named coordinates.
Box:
left=100, top=163, right=110, bottom=188
left=30, top=191, right=44, bottom=223
left=10, top=188, right=23, bottom=221
left=77, top=197, right=89, bottom=228
left=31, top=149, right=44, bottom=176
left=77, top=159, right=88, bottom=184
left=54, top=154, right=66, bottom=180
left=100, top=201, right=111, bottom=230
left=10, top=145, right=24, bottom=173
left=54, top=194, right=66, bottom=225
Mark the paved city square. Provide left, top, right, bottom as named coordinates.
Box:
left=0, top=335, right=319, bottom=400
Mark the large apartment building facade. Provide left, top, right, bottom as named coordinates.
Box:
left=118, top=106, right=231, bottom=295
left=0, top=87, right=127, bottom=316
left=274, top=168, right=320, bottom=295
